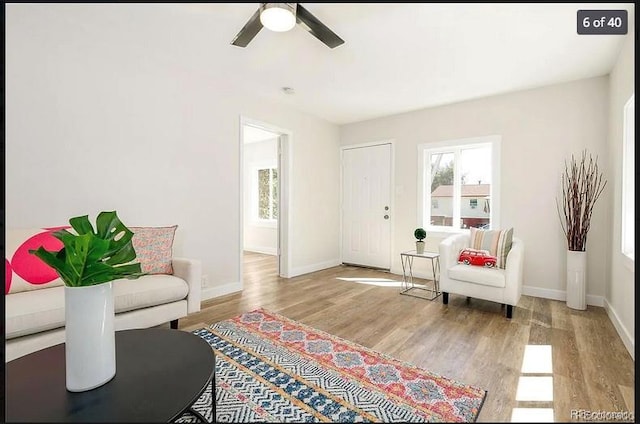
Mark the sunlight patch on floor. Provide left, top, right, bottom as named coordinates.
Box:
left=336, top=277, right=404, bottom=287
left=521, top=344, right=553, bottom=373
left=515, top=376, right=554, bottom=401
left=512, top=344, right=555, bottom=421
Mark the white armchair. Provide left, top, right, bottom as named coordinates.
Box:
left=438, top=233, right=524, bottom=318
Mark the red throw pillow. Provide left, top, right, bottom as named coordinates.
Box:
left=457, top=248, right=497, bottom=268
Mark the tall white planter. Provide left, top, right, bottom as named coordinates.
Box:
left=65, top=282, right=116, bottom=392
left=566, top=250, right=587, bottom=310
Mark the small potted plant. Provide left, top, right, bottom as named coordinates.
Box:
left=414, top=228, right=427, bottom=254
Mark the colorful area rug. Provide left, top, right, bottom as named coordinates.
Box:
left=191, top=308, right=486, bottom=422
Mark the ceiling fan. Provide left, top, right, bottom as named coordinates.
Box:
left=231, top=3, right=345, bottom=49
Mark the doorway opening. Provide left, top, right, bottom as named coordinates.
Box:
left=240, top=117, right=291, bottom=285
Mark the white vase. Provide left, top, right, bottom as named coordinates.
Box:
left=566, top=250, right=587, bottom=310
left=65, top=282, right=116, bottom=392
left=416, top=241, right=425, bottom=254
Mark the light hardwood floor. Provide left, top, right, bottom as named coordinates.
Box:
left=180, top=252, right=635, bottom=422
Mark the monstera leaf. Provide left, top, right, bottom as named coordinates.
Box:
left=30, top=211, right=144, bottom=287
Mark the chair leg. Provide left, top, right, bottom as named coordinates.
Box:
left=170, top=319, right=179, bottom=329
left=443, top=292, right=449, bottom=304
left=466, top=296, right=471, bottom=304
left=506, top=305, right=513, bottom=319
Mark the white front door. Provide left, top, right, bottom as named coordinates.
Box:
left=341, top=143, right=392, bottom=269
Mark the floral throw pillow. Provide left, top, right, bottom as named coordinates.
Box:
left=129, top=226, right=177, bottom=275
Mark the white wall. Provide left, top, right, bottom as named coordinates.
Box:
left=340, top=77, right=610, bottom=302
left=606, top=25, right=635, bottom=358
left=243, top=138, right=278, bottom=255
left=5, top=4, right=341, bottom=298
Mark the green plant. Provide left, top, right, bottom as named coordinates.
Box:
left=414, top=228, right=426, bottom=241
left=556, top=150, right=607, bottom=251
left=30, top=211, right=144, bottom=287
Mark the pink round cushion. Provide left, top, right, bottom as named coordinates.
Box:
left=6, top=226, right=70, bottom=294
left=5, top=259, right=12, bottom=294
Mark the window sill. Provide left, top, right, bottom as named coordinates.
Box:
left=622, top=252, right=634, bottom=272
left=249, top=220, right=277, bottom=229
left=426, top=227, right=469, bottom=238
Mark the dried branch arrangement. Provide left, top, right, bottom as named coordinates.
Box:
left=556, top=150, right=607, bottom=251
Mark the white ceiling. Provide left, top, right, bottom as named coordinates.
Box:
left=21, top=3, right=634, bottom=125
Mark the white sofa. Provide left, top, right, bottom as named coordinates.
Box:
left=5, top=225, right=202, bottom=362
left=439, top=233, right=524, bottom=318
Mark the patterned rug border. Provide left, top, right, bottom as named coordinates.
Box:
left=221, top=308, right=489, bottom=393
left=205, top=307, right=488, bottom=422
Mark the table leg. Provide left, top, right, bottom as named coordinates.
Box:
left=437, top=257, right=440, bottom=293
left=431, top=257, right=440, bottom=295
left=176, top=366, right=214, bottom=423
left=187, top=406, right=209, bottom=423
left=400, top=254, right=408, bottom=290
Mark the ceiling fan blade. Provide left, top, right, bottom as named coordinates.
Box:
left=296, top=4, right=344, bottom=49
left=231, top=6, right=263, bottom=47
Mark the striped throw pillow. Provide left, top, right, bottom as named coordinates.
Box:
left=469, top=227, right=513, bottom=269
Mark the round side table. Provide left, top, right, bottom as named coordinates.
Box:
left=6, top=328, right=214, bottom=422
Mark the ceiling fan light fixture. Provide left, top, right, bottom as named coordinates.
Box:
left=260, top=3, right=297, bottom=32
left=231, top=3, right=344, bottom=48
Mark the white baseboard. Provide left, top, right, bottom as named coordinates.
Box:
left=389, top=267, right=403, bottom=278
left=289, top=259, right=341, bottom=278
left=604, top=299, right=635, bottom=360
left=522, top=285, right=565, bottom=301
left=244, top=246, right=277, bottom=255
left=201, top=282, right=242, bottom=301
left=521, top=285, right=604, bottom=307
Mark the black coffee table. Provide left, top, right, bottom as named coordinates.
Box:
left=6, top=328, right=215, bottom=423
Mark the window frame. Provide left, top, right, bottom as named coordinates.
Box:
left=251, top=165, right=278, bottom=227
left=621, top=94, right=634, bottom=268
left=417, top=135, right=501, bottom=234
